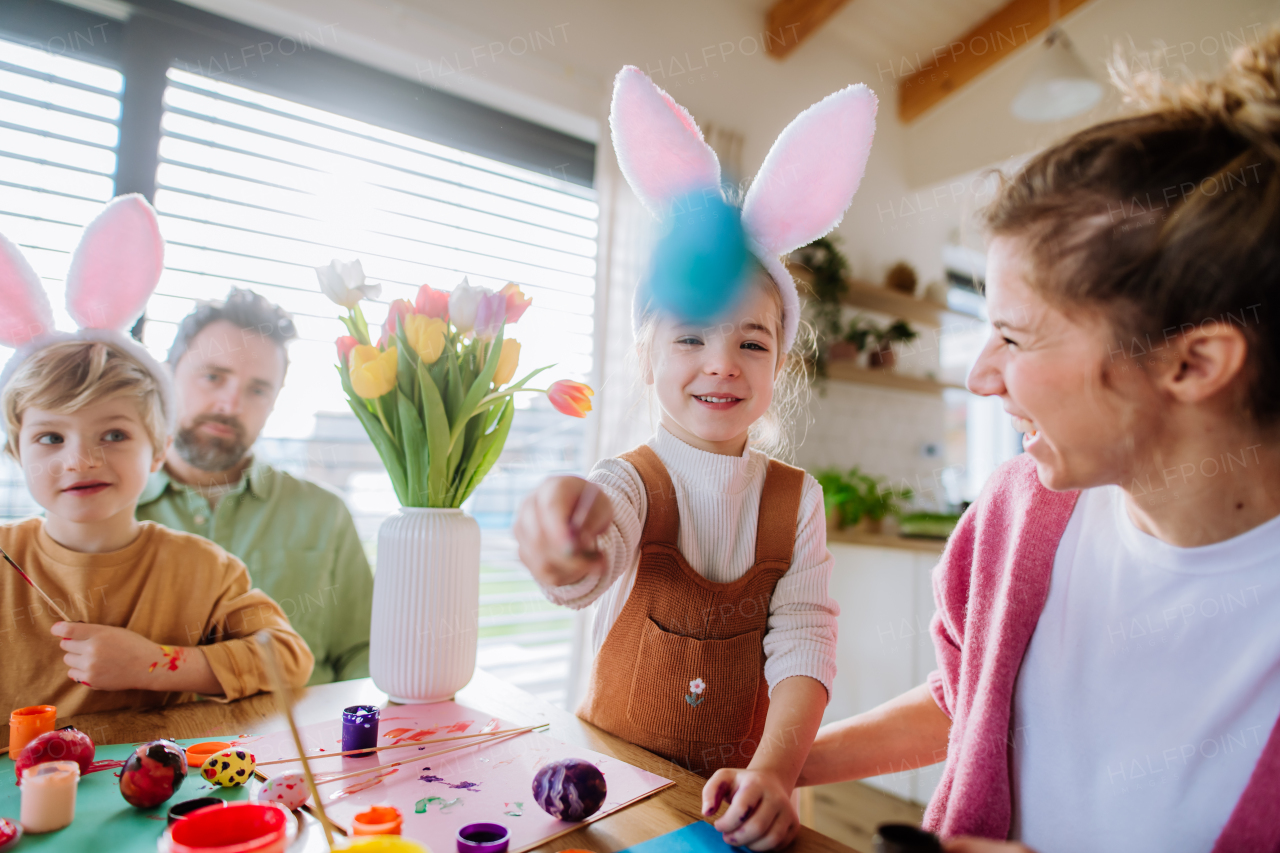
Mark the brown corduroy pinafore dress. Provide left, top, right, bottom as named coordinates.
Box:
left=577, top=444, right=806, bottom=778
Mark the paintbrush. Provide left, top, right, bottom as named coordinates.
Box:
left=255, top=723, right=549, bottom=767
left=254, top=631, right=336, bottom=851
left=311, top=725, right=540, bottom=787
left=1, top=546, right=70, bottom=622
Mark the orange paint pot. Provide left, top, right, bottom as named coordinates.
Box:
left=352, top=805, right=403, bottom=836
left=185, top=742, right=231, bottom=770
left=8, top=706, right=56, bottom=758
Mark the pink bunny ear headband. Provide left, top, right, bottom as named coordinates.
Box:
left=610, top=66, right=878, bottom=352
left=0, top=194, right=174, bottom=433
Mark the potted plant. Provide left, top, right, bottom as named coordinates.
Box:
left=827, top=315, right=875, bottom=363
left=868, top=318, right=919, bottom=370
left=792, top=236, right=850, bottom=377
left=318, top=260, right=593, bottom=703
left=816, top=466, right=913, bottom=534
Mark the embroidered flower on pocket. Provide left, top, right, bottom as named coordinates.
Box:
left=686, top=678, right=707, bottom=707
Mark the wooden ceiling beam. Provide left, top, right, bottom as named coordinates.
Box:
left=898, top=0, right=1092, bottom=122
left=765, top=0, right=854, bottom=59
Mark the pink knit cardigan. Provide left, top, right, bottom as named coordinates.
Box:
left=923, top=454, right=1280, bottom=851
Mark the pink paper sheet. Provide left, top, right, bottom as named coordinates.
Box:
left=236, top=700, right=674, bottom=852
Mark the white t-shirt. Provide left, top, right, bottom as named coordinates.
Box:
left=1011, top=485, right=1280, bottom=853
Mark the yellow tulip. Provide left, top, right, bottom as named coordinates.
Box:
left=492, top=339, right=521, bottom=386
left=350, top=345, right=398, bottom=399
left=404, top=314, right=447, bottom=364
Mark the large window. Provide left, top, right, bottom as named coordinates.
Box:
left=0, top=0, right=597, bottom=706
left=0, top=37, right=122, bottom=520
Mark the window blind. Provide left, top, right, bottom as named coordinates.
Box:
left=149, top=67, right=597, bottom=705
left=0, top=34, right=122, bottom=520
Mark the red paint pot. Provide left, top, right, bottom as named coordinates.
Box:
left=169, top=802, right=287, bottom=853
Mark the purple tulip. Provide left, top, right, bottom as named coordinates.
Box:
left=474, top=292, right=508, bottom=341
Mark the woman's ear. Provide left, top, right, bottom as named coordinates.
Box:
left=1158, top=325, right=1249, bottom=405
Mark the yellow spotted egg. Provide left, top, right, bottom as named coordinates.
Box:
left=200, top=748, right=256, bottom=787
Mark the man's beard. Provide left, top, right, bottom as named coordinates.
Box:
left=174, top=414, right=250, bottom=472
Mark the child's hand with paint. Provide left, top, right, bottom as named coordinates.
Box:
left=50, top=621, right=219, bottom=694
left=514, top=475, right=612, bottom=589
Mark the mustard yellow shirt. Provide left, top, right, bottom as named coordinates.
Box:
left=0, top=518, right=314, bottom=718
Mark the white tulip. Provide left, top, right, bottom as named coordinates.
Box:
left=316, top=259, right=381, bottom=308
left=447, top=276, right=490, bottom=333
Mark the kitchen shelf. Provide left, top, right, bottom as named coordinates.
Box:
left=827, top=529, right=947, bottom=554
left=840, top=279, right=961, bottom=328
left=825, top=361, right=967, bottom=395
left=791, top=265, right=972, bottom=328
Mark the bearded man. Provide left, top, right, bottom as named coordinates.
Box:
left=137, top=289, right=372, bottom=684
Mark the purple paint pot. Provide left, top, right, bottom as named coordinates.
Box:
left=456, top=822, right=509, bottom=853
left=341, top=705, right=380, bottom=757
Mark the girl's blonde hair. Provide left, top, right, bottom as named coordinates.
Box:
left=2, top=339, right=168, bottom=459
left=634, top=266, right=813, bottom=461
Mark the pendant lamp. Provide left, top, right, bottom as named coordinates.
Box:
left=1011, top=26, right=1103, bottom=122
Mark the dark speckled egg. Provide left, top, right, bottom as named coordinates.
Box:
left=120, top=739, right=187, bottom=809
left=531, top=758, right=607, bottom=821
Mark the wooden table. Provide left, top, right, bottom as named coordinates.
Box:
left=26, top=670, right=855, bottom=853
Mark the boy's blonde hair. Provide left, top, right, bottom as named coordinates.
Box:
left=2, top=339, right=168, bottom=459
left=635, top=267, right=813, bottom=461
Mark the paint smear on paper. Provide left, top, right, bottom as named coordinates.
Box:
left=414, top=796, right=463, bottom=813
left=327, top=768, right=399, bottom=801
left=504, top=801, right=523, bottom=817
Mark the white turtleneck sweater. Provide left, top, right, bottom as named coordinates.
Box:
left=541, top=427, right=839, bottom=696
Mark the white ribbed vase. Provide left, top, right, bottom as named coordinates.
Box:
left=369, top=508, right=480, bottom=703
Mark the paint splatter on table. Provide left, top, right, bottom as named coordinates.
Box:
left=242, top=699, right=672, bottom=853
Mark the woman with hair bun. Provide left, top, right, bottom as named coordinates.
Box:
left=799, top=28, right=1280, bottom=853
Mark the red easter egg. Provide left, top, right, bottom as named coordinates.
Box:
left=14, top=729, right=95, bottom=782
left=120, top=739, right=187, bottom=809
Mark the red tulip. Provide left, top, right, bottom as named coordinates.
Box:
left=415, top=283, right=450, bottom=319
left=336, top=335, right=358, bottom=366
left=384, top=298, right=414, bottom=336
left=547, top=380, right=593, bottom=418
left=500, top=283, right=532, bottom=324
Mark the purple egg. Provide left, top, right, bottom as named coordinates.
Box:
left=120, top=739, right=187, bottom=809
left=531, top=758, right=607, bottom=821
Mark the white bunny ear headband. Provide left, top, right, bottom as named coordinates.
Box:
left=610, top=66, right=878, bottom=352
left=0, top=193, right=174, bottom=433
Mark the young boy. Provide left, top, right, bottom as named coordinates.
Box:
left=1, top=338, right=314, bottom=717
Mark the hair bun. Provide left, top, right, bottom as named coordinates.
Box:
left=1118, top=27, right=1280, bottom=160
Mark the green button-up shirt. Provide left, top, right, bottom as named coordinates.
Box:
left=136, top=460, right=373, bottom=685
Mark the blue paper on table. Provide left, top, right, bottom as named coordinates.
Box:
left=618, top=819, right=751, bottom=852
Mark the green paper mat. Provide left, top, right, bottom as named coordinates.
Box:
left=1, top=739, right=253, bottom=852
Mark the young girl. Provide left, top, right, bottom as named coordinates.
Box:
left=515, top=67, right=877, bottom=850
left=800, top=32, right=1280, bottom=853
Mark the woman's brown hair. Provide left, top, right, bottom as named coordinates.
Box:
left=984, top=27, right=1280, bottom=423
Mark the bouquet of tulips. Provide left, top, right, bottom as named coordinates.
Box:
left=317, top=259, right=594, bottom=508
